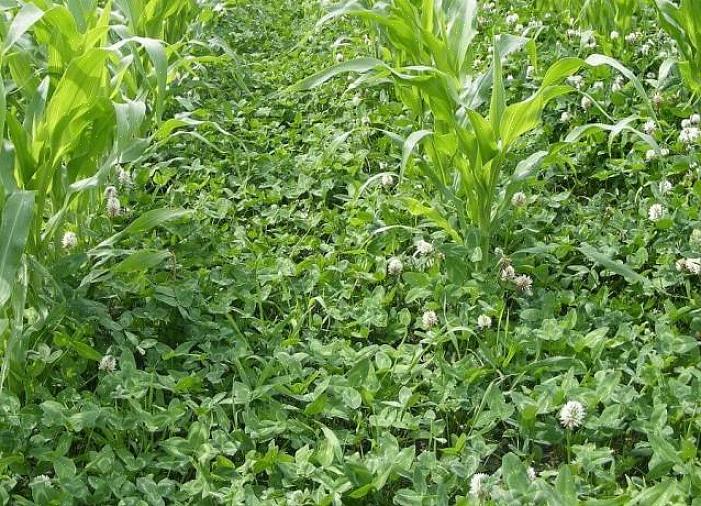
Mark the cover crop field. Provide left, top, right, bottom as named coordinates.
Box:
left=0, top=0, right=700, bottom=504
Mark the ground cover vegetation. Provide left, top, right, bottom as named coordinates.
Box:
left=0, top=0, right=700, bottom=504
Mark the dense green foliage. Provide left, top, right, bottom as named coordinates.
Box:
left=1, top=0, right=700, bottom=504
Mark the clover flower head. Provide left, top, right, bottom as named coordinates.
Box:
left=32, top=475, right=52, bottom=488
left=381, top=173, right=395, bottom=187
left=611, top=75, right=625, bottom=92
left=527, top=466, right=537, bottom=481
left=387, top=257, right=403, bottom=275
left=559, top=400, right=586, bottom=429
left=643, top=120, right=656, bottom=135
left=469, top=473, right=489, bottom=498
left=624, top=32, right=640, bottom=44
left=513, top=274, right=533, bottom=295
left=659, top=180, right=673, bottom=194
left=477, top=314, right=492, bottom=329
left=677, top=258, right=701, bottom=275
left=118, top=168, right=132, bottom=186
left=415, top=240, right=434, bottom=256
left=500, top=264, right=515, bottom=281
left=99, top=354, right=117, bottom=373
left=106, top=196, right=121, bottom=218
left=422, top=310, right=438, bottom=329
left=648, top=203, right=665, bottom=221
left=511, top=191, right=527, bottom=208
left=62, top=231, right=78, bottom=250
left=567, top=75, right=584, bottom=90
left=680, top=126, right=701, bottom=145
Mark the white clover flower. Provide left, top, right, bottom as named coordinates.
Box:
left=32, top=475, right=52, bottom=487
left=118, top=168, right=132, bottom=186
left=660, top=147, right=670, bottom=156
left=679, top=126, right=700, bottom=144
left=610, top=31, right=619, bottom=40
left=559, top=400, right=586, bottom=429
left=677, top=258, right=701, bottom=275
left=611, top=76, right=625, bottom=93
left=624, top=32, right=640, bottom=44
left=648, top=203, right=665, bottom=221
left=387, top=257, right=403, bottom=276
left=513, top=274, right=533, bottom=295
left=581, top=96, right=592, bottom=110
left=61, top=231, right=78, bottom=250
left=687, top=259, right=701, bottom=275
left=104, top=186, right=118, bottom=198
left=691, top=229, right=701, bottom=245
left=692, top=114, right=701, bottom=125
left=682, top=118, right=691, bottom=129
left=527, top=466, right=537, bottom=481
left=500, top=264, right=515, bottom=281
left=469, top=473, right=489, bottom=498
left=483, top=2, right=495, bottom=13
left=645, top=149, right=657, bottom=162
left=477, top=314, right=492, bottom=329
left=335, top=53, right=344, bottom=63
left=99, top=354, right=117, bottom=373
left=592, top=80, right=604, bottom=91
left=106, top=196, right=121, bottom=218
left=652, top=92, right=664, bottom=107
left=560, top=111, right=571, bottom=123
left=506, top=12, right=519, bottom=25
left=422, top=310, right=438, bottom=329
left=659, top=180, right=673, bottom=194
left=566, top=29, right=579, bottom=38
left=643, top=120, right=656, bottom=135
left=567, top=75, right=584, bottom=90
left=511, top=191, right=527, bottom=208
left=639, top=43, right=652, bottom=56
left=381, top=173, right=395, bottom=187
left=415, top=240, right=434, bottom=256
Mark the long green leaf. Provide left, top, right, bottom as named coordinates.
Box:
left=579, top=243, right=649, bottom=286
left=2, top=3, right=44, bottom=57
left=287, top=57, right=385, bottom=92
left=0, top=191, right=35, bottom=307
left=94, top=208, right=193, bottom=248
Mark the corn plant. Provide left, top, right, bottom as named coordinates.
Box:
left=0, top=0, right=198, bottom=395
left=655, top=0, right=701, bottom=94
left=114, top=0, right=197, bottom=44
left=295, top=0, right=655, bottom=268
left=535, top=0, right=640, bottom=33
left=296, top=1, right=587, bottom=265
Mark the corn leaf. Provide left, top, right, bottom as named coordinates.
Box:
left=0, top=191, right=35, bottom=307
